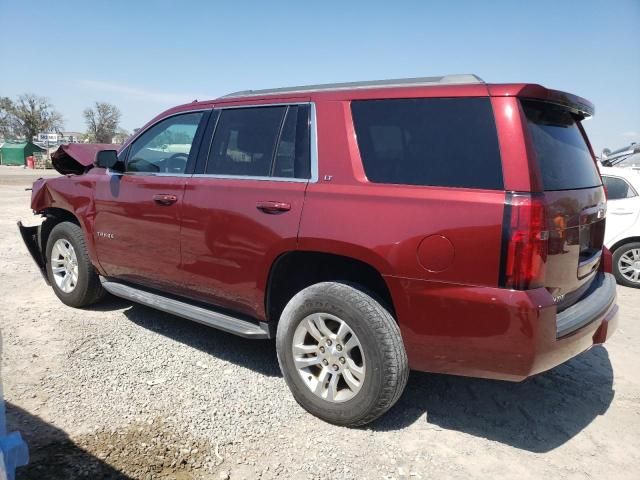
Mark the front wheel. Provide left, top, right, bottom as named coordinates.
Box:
left=46, top=221, right=105, bottom=307
left=276, top=282, right=409, bottom=426
left=612, top=242, right=640, bottom=288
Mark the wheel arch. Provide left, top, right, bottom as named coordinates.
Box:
left=38, top=207, right=103, bottom=274
left=265, top=250, right=396, bottom=324
left=610, top=236, right=640, bottom=253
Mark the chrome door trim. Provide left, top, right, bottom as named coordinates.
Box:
left=118, top=102, right=319, bottom=182
left=190, top=173, right=309, bottom=183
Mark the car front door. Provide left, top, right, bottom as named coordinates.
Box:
left=180, top=103, right=313, bottom=319
left=602, top=174, right=640, bottom=244
left=93, top=110, right=208, bottom=292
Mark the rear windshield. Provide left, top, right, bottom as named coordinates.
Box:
left=351, top=98, right=503, bottom=189
left=522, top=100, right=601, bottom=191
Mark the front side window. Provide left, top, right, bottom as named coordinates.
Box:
left=206, top=105, right=311, bottom=179
left=127, top=111, right=204, bottom=174
left=602, top=176, right=637, bottom=200
left=351, top=97, right=503, bottom=189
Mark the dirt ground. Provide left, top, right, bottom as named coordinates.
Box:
left=1, top=165, right=639, bottom=480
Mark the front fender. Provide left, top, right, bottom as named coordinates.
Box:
left=28, top=175, right=105, bottom=276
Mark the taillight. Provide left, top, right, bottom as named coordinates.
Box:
left=499, top=192, right=549, bottom=290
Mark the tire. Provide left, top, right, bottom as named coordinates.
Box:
left=45, top=221, right=105, bottom=307
left=612, top=241, right=640, bottom=288
left=276, top=282, right=409, bottom=426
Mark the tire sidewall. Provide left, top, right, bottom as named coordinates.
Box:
left=276, top=283, right=388, bottom=425
left=613, top=242, right=640, bottom=289
left=46, top=223, right=92, bottom=306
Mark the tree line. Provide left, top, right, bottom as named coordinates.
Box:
left=0, top=94, right=129, bottom=144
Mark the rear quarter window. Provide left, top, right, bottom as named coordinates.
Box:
left=351, top=97, right=503, bottom=189
left=522, top=100, right=602, bottom=191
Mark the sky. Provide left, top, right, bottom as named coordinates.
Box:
left=1, top=0, right=638, bottom=153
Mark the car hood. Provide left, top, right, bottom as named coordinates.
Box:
left=51, top=143, right=118, bottom=175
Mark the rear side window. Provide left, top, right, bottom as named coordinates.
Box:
left=351, top=98, right=503, bottom=189
left=522, top=100, right=602, bottom=191
left=206, top=105, right=311, bottom=179
left=207, top=106, right=285, bottom=176
left=602, top=176, right=637, bottom=200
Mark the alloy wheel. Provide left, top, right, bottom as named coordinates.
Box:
left=618, top=248, right=640, bottom=284
left=50, top=238, right=79, bottom=293
left=291, top=313, right=366, bottom=403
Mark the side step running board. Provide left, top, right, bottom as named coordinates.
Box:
left=100, top=278, right=273, bottom=339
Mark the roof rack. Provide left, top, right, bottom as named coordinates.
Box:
left=221, top=74, right=484, bottom=99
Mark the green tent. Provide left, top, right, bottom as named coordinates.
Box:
left=0, top=142, right=46, bottom=166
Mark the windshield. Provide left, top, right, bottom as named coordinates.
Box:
left=522, top=100, right=602, bottom=191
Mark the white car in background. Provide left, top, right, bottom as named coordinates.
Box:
left=601, top=166, right=640, bottom=287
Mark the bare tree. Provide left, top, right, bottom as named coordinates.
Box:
left=4, top=94, right=63, bottom=141
left=84, top=102, right=121, bottom=143
left=112, top=128, right=131, bottom=144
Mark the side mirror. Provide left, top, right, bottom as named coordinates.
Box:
left=95, top=150, right=123, bottom=172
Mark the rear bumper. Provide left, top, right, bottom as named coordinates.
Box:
left=389, top=272, right=618, bottom=381
left=17, top=221, right=49, bottom=284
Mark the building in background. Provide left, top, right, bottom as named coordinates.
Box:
left=61, top=131, right=83, bottom=143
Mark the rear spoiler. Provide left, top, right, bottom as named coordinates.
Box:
left=488, top=84, right=595, bottom=119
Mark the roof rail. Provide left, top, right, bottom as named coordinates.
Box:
left=221, top=74, right=484, bottom=99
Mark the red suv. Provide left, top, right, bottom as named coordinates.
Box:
left=19, top=74, right=618, bottom=426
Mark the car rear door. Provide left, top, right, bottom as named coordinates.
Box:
left=93, top=110, right=208, bottom=292
left=520, top=100, right=607, bottom=310
left=180, top=103, right=313, bottom=319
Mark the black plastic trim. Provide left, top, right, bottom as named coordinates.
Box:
left=497, top=191, right=513, bottom=288
left=185, top=109, right=212, bottom=175
left=194, top=109, right=219, bottom=174
left=17, top=221, right=49, bottom=284
left=556, top=272, right=616, bottom=338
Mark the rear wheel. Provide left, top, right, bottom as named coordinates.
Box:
left=46, top=221, right=105, bottom=307
left=276, top=282, right=408, bottom=426
left=612, top=242, right=640, bottom=288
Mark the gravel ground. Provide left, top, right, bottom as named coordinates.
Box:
left=1, top=165, right=639, bottom=480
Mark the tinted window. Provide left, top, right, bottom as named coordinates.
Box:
left=602, top=176, right=636, bottom=200
left=351, top=98, right=503, bottom=189
left=273, top=105, right=311, bottom=179
left=207, top=107, right=285, bottom=176
left=127, top=112, right=204, bottom=174
left=522, top=100, right=601, bottom=191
